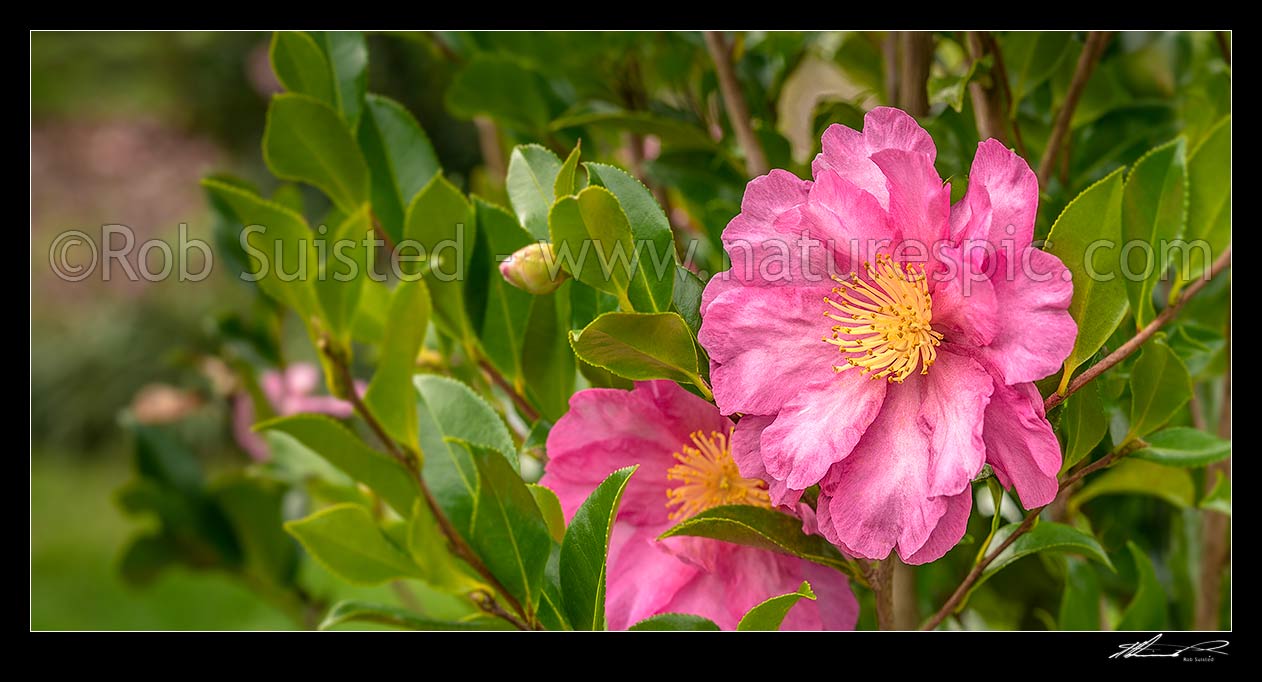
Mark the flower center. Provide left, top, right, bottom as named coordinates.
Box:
left=823, top=253, right=943, bottom=383
left=665, top=428, right=772, bottom=520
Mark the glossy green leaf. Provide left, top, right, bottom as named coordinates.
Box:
left=319, top=600, right=504, bottom=631
left=1046, top=167, right=1129, bottom=392
left=528, top=484, right=566, bottom=544
left=263, top=93, right=370, bottom=213
left=521, top=282, right=576, bottom=422
left=403, top=174, right=474, bottom=342
left=737, top=581, right=816, bottom=631
left=660, top=505, right=857, bottom=581
left=1116, top=542, right=1168, bottom=630
left=307, top=31, right=367, bottom=127
left=1200, top=470, right=1231, bottom=516
left=1002, top=31, right=1074, bottom=114
left=363, top=278, right=431, bottom=444
left=628, top=613, right=721, bottom=631
left=585, top=162, right=676, bottom=312
left=1177, top=116, right=1231, bottom=287
left=549, top=186, right=663, bottom=312
left=284, top=504, right=422, bottom=585
left=672, top=268, right=706, bottom=336
left=256, top=413, right=418, bottom=517
left=406, top=499, right=484, bottom=594
left=1128, top=338, right=1191, bottom=438
left=555, top=141, right=585, bottom=198
left=413, top=374, right=518, bottom=471
left=270, top=32, right=334, bottom=104
left=357, top=94, right=441, bottom=244
left=467, top=198, right=533, bottom=390
left=1060, top=382, right=1108, bottom=472
left=210, top=474, right=298, bottom=587
left=1058, top=558, right=1101, bottom=630
left=315, top=204, right=373, bottom=343
left=201, top=179, right=317, bottom=319
left=468, top=444, right=552, bottom=615
left=1122, top=138, right=1187, bottom=327
left=1071, top=458, right=1196, bottom=511
left=560, top=466, right=638, bottom=630
left=537, top=546, right=571, bottom=631
left=445, top=54, right=550, bottom=132
left=970, top=521, right=1113, bottom=598
left=1132, top=427, right=1230, bottom=468
left=570, top=311, right=702, bottom=388
left=506, top=144, right=563, bottom=240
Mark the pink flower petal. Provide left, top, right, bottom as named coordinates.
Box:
left=902, top=487, right=973, bottom=565
left=978, top=248, right=1077, bottom=385
left=605, top=524, right=701, bottom=630
left=759, top=372, right=888, bottom=490
left=952, top=139, right=1039, bottom=249
left=731, top=414, right=803, bottom=507
left=813, top=107, right=936, bottom=208
left=983, top=378, right=1061, bottom=509
left=700, top=284, right=839, bottom=416
left=870, top=147, right=950, bottom=249
left=921, top=349, right=993, bottom=498
left=930, top=246, right=1000, bottom=348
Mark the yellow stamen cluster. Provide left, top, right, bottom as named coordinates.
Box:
left=823, top=253, right=943, bottom=383
left=665, top=429, right=772, bottom=521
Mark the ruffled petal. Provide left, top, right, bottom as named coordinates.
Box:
left=921, top=349, right=993, bottom=498
left=978, top=248, right=1077, bottom=385
left=983, top=379, right=1061, bottom=509
left=605, top=524, right=701, bottom=630
left=700, top=284, right=838, bottom=416
left=952, top=139, right=1039, bottom=249
left=929, top=245, right=999, bottom=348
left=813, top=107, right=937, bottom=208
left=730, top=414, right=803, bottom=507
left=901, top=488, right=973, bottom=565
left=870, top=147, right=950, bottom=249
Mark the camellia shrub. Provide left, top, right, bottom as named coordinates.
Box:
left=117, top=30, right=1230, bottom=632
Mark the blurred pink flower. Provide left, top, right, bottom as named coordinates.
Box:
left=541, top=381, right=858, bottom=630
left=698, top=107, right=1076, bottom=564
left=233, top=363, right=362, bottom=461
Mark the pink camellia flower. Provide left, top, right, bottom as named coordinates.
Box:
left=233, top=363, right=362, bottom=461
left=542, top=380, right=858, bottom=630
left=697, top=107, right=1076, bottom=564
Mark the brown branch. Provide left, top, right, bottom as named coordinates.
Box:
left=883, top=32, right=899, bottom=106
left=1197, top=312, right=1231, bottom=629
left=893, top=557, right=920, bottom=629
left=319, top=338, right=537, bottom=630
left=1045, top=246, right=1231, bottom=411
left=965, top=32, right=1007, bottom=144
left=479, top=359, right=540, bottom=423
left=1037, top=32, right=1113, bottom=189
left=1215, top=31, right=1231, bottom=66
left=921, top=439, right=1147, bottom=630
left=704, top=31, right=769, bottom=177
left=898, top=32, right=933, bottom=117
left=870, top=559, right=897, bottom=630
left=980, top=32, right=1029, bottom=158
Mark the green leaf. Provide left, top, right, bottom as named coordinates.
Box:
left=1116, top=541, right=1168, bottom=630
left=1200, top=470, right=1231, bottom=515
left=1045, top=167, right=1129, bottom=392
left=404, top=175, right=475, bottom=343
left=351, top=279, right=390, bottom=345
left=357, top=94, right=441, bottom=244
left=1059, top=383, right=1108, bottom=472
left=319, top=600, right=505, bottom=631
left=555, top=141, right=585, bottom=198
left=522, top=282, right=576, bottom=422
left=1132, top=427, right=1230, bottom=468
left=413, top=374, right=518, bottom=472
left=307, top=31, right=368, bottom=127
left=1176, top=116, right=1231, bottom=288
left=660, top=505, right=857, bottom=580
left=737, top=581, right=816, bottom=631
left=270, top=32, right=334, bottom=104
left=528, top=484, right=566, bottom=544
left=1002, top=31, right=1073, bottom=114
left=467, top=198, right=533, bottom=390
left=585, top=162, right=676, bottom=312
left=1122, top=138, right=1187, bottom=327
left=1128, top=338, right=1191, bottom=438
left=445, top=54, right=551, bottom=133
left=569, top=311, right=704, bottom=391
left=263, top=93, right=370, bottom=213
left=551, top=110, right=718, bottom=150
left=560, top=466, right=638, bottom=630
left=201, top=179, right=318, bottom=319
left=284, top=504, right=422, bottom=585
left=257, top=414, right=418, bottom=517
left=118, top=534, right=182, bottom=587
left=537, top=546, right=571, bottom=631
left=363, top=278, right=432, bottom=445
left=506, top=144, right=563, bottom=240
left=468, top=445, right=552, bottom=615
left=406, top=499, right=485, bottom=594
left=314, top=204, right=373, bottom=343
left=672, top=268, right=706, bottom=336
left=628, top=613, right=721, bottom=631
left=549, top=186, right=663, bottom=312
left=210, top=474, right=299, bottom=587
left=1058, top=558, right=1101, bottom=630
left=1071, top=458, right=1196, bottom=510
left=970, top=522, right=1113, bottom=598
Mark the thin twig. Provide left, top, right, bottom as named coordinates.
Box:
left=921, top=439, right=1146, bottom=630
left=1215, top=31, right=1231, bottom=66
left=898, top=32, right=933, bottom=117
left=1037, top=32, right=1113, bottom=189
left=965, top=32, right=1007, bottom=144
left=980, top=32, right=1029, bottom=158
left=870, top=559, right=897, bottom=630
left=1197, top=312, right=1231, bottom=629
left=320, top=338, right=536, bottom=630
left=883, top=32, right=899, bottom=106
left=704, top=31, right=768, bottom=177
left=1045, top=246, right=1231, bottom=411
left=479, top=359, right=540, bottom=423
